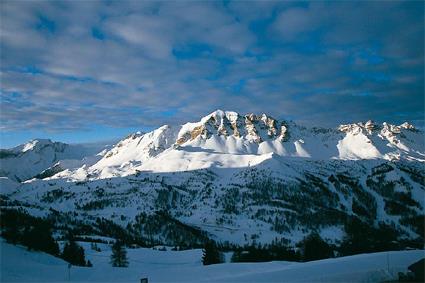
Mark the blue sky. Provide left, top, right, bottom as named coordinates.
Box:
left=1, top=1, right=424, bottom=148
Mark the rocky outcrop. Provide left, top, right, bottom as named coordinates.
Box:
left=400, top=122, right=415, bottom=130
left=364, top=120, right=375, bottom=134
left=175, top=110, right=291, bottom=146
left=279, top=123, right=289, bottom=141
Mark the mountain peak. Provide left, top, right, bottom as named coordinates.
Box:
left=176, top=110, right=286, bottom=145
left=38, top=111, right=425, bottom=181
left=400, top=122, right=415, bottom=130
left=21, top=139, right=55, bottom=152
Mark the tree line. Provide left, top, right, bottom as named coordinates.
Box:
left=2, top=208, right=422, bottom=268
left=0, top=209, right=91, bottom=267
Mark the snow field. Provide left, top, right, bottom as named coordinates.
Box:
left=1, top=239, right=424, bottom=283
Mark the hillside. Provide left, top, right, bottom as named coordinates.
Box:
left=0, top=139, right=113, bottom=182
left=51, top=110, right=424, bottom=180
left=1, top=110, right=424, bottom=251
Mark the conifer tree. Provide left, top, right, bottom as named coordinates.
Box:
left=110, top=240, right=129, bottom=267
left=62, top=238, right=87, bottom=266
left=298, top=232, right=333, bottom=261
left=202, top=241, right=223, bottom=265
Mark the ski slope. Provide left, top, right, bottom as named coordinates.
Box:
left=1, top=239, right=423, bottom=283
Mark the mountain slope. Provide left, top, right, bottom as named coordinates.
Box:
left=0, top=139, right=113, bottom=182
left=6, top=155, right=424, bottom=247
left=53, top=110, right=424, bottom=181
left=1, top=110, right=424, bottom=250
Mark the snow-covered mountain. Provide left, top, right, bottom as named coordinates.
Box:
left=1, top=110, right=424, bottom=249
left=0, top=139, right=113, bottom=182
left=51, top=110, right=424, bottom=181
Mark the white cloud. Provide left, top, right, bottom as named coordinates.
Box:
left=0, top=1, right=423, bottom=134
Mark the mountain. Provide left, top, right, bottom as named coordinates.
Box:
left=49, top=110, right=424, bottom=180
left=1, top=110, right=424, bottom=250
left=0, top=139, right=113, bottom=182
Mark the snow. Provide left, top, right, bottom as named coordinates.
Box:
left=75, top=112, right=423, bottom=181
left=1, top=110, right=424, bottom=247
left=21, top=139, right=50, bottom=152
left=0, top=139, right=112, bottom=182
left=1, top=239, right=423, bottom=283
left=319, top=226, right=345, bottom=243
left=84, top=126, right=178, bottom=178
left=0, top=177, right=19, bottom=195
left=337, top=132, right=382, bottom=160
left=8, top=110, right=420, bottom=183
left=293, top=140, right=311, bottom=158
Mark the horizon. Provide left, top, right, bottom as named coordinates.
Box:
left=1, top=1, right=424, bottom=148
left=2, top=108, right=424, bottom=149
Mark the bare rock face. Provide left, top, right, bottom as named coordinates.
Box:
left=176, top=132, right=191, bottom=145
left=339, top=121, right=377, bottom=136
left=400, top=122, right=415, bottom=130
left=175, top=110, right=290, bottom=146
left=380, top=122, right=402, bottom=145
left=176, top=112, right=420, bottom=154
left=337, top=120, right=416, bottom=148
left=230, top=120, right=241, bottom=137
left=339, top=120, right=416, bottom=142
left=245, top=113, right=262, bottom=143
left=279, top=123, right=289, bottom=141
left=382, top=122, right=400, bottom=136
left=261, top=114, right=278, bottom=137
left=365, top=120, right=375, bottom=134
left=225, top=111, right=241, bottom=137
left=338, top=123, right=363, bottom=135
left=191, top=124, right=206, bottom=140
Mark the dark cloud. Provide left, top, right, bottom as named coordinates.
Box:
left=0, top=0, right=423, bottom=141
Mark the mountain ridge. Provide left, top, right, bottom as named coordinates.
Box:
left=49, top=110, right=424, bottom=181
left=2, top=110, right=423, bottom=182
left=0, top=139, right=113, bottom=182
left=1, top=110, right=423, bottom=248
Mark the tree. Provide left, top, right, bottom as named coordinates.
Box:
left=62, top=239, right=87, bottom=266
left=2, top=219, right=20, bottom=244
left=298, top=232, right=333, bottom=261
left=340, top=218, right=400, bottom=256
left=202, top=241, right=223, bottom=265
left=110, top=240, right=129, bottom=267
left=1, top=209, right=59, bottom=256
left=23, top=223, right=59, bottom=256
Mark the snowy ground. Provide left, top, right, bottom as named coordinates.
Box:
left=1, top=239, right=423, bottom=283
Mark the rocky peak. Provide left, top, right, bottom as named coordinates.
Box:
left=279, top=122, right=289, bottom=141
left=338, top=120, right=418, bottom=148
left=18, top=139, right=67, bottom=154
left=339, top=120, right=379, bottom=135
left=261, top=114, right=278, bottom=137
left=400, top=122, right=415, bottom=130
left=176, top=110, right=289, bottom=145
left=338, top=123, right=363, bottom=134
left=244, top=113, right=262, bottom=143
left=380, top=122, right=404, bottom=140
left=21, top=139, right=51, bottom=152
left=364, top=120, right=375, bottom=134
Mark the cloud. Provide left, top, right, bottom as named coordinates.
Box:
left=273, top=7, right=320, bottom=40
left=0, top=0, right=423, bottom=143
